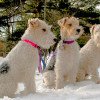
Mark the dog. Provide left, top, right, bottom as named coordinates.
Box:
left=55, top=17, right=83, bottom=89
left=77, top=24, right=100, bottom=83
left=0, top=18, right=55, bottom=98
left=43, top=17, right=83, bottom=89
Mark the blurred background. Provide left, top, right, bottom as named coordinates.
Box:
left=0, top=0, right=100, bottom=56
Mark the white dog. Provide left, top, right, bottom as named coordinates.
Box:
left=77, top=24, right=100, bottom=83
left=0, top=18, right=55, bottom=98
left=55, top=17, right=83, bottom=89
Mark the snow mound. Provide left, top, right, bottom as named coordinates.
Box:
left=0, top=73, right=100, bottom=100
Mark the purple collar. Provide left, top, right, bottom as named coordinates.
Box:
left=63, top=40, right=75, bottom=44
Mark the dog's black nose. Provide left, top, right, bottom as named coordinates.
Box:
left=76, top=29, right=80, bottom=33
left=53, top=38, right=58, bottom=42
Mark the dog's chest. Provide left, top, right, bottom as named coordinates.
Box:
left=56, top=42, right=79, bottom=62
left=55, top=42, right=80, bottom=71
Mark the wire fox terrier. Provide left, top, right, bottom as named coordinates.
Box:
left=55, top=17, right=83, bottom=89
left=0, top=18, right=55, bottom=98
left=43, top=17, right=83, bottom=89
left=77, top=24, right=100, bottom=83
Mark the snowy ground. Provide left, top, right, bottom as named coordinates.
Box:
left=1, top=72, right=100, bottom=100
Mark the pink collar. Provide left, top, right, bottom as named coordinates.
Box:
left=22, top=39, right=42, bottom=73
left=63, top=40, right=75, bottom=44
left=22, top=39, right=41, bottom=50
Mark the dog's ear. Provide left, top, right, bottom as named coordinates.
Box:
left=70, top=17, right=79, bottom=25
left=58, top=17, right=68, bottom=26
left=28, top=18, right=40, bottom=28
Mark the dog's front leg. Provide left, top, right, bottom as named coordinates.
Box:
left=55, top=71, right=65, bottom=89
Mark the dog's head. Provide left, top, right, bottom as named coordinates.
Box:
left=90, top=24, right=100, bottom=47
left=23, top=18, right=56, bottom=49
left=58, top=17, right=83, bottom=40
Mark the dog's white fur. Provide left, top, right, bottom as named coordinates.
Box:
left=43, top=17, right=83, bottom=89
left=43, top=51, right=56, bottom=88
left=77, top=24, right=100, bottom=83
left=0, top=57, right=3, bottom=61
left=43, top=70, right=56, bottom=88
left=0, top=18, right=55, bottom=98
left=55, top=17, right=83, bottom=89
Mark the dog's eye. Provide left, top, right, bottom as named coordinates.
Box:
left=42, top=28, right=46, bottom=32
left=68, top=24, right=72, bottom=27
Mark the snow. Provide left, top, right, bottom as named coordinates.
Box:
left=1, top=72, right=100, bottom=100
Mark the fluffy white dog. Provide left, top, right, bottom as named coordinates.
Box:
left=55, top=17, right=83, bottom=89
left=77, top=24, right=100, bottom=83
left=0, top=18, right=55, bottom=98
